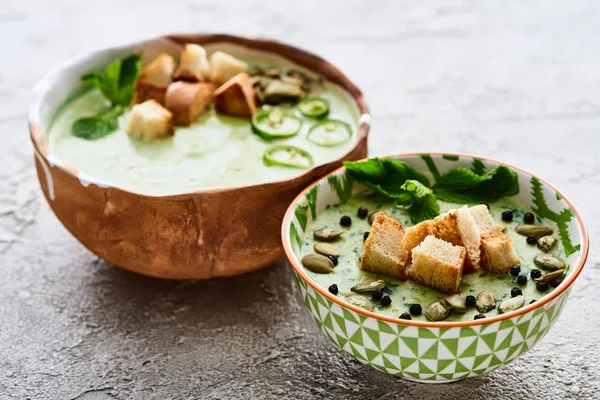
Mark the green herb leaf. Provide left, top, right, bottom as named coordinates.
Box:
left=344, top=158, right=430, bottom=198
left=81, top=52, right=142, bottom=107
left=72, top=106, right=124, bottom=140
left=397, top=180, right=440, bottom=223
left=433, top=166, right=519, bottom=203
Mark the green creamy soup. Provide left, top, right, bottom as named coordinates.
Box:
left=48, top=84, right=359, bottom=196
left=301, top=191, right=567, bottom=322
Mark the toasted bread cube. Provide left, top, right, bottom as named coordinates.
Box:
left=429, top=206, right=482, bottom=273
left=400, top=220, right=432, bottom=263
left=361, top=212, right=408, bottom=279
left=127, top=100, right=173, bottom=140
left=134, top=54, right=176, bottom=105
left=214, top=73, right=257, bottom=118
left=480, top=231, right=521, bottom=274
left=140, top=54, right=176, bottom=86
left=210, top=51, right=248, bottom=86
left=407, top=235, right=466, bottom=294
left=470, top=204, right=505, bottom=234
left=135, top=80, right=168, bottom=106
left=174, top=44, right=211, bottom=82
left=165, top=81, right=215, bottom=126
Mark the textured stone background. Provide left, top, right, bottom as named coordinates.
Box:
left=1, top=0, right=599, bottom=399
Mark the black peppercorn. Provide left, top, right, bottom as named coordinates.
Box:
left=474, top=314, right=486, bottom=320
left=516, top=275, right=528, bottom=285
left=523, top=212, right=535, bottom=224
left=550, top=278, right=563, bottom=288
left=363, top=231, right=370, bottom=241
left=529, top=299, right=537, bottom=304
left=511, top=287, right=523, bottom=297
left=327, top=255, right=338, bottom=266
left=399, top=313, right=412, bottom=320
left=409, top=303, right=422, bottom=316
left=328, top=284, right=338, bottom=295
left=381, top=295, right=392, bottom=306
left=501, top=210, right=513, bottom=222
left=340, top=215, right=352, bottom=227
left=510, top=265, right=521, bottom=276
left=526, top=235, right=537, bottom=245
left=372, top=290, right=383, bottom=301
left=536, top=280, right=549, bottom=291
left=530, top=269, right=542, bottom=279
left=465, top=295, right=476, bottom=307
left=357, top=206, right=369, bottom=219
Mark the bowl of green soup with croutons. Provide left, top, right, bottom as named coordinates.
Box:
left=28, top=33, right=370, bottom=279
left=282, top=152, right=588, bottom=382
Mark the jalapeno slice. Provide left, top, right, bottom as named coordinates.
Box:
left=307, top=119, right=352, bottom=146
left=251, top=107, right=303, bottom=139
left=297, top=97, right=330, bottom=118
left=263, top=145, right=314, bottom=169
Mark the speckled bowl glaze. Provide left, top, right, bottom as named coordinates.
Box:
left=28, top=33, right=370, bottom=279
left=282, top=153, right=588, bottom=383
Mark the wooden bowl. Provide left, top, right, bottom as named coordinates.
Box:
left=28, top=34, right=370, bottom=279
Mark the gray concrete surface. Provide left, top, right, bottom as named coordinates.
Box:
left=1, top=0, right=599, bottom=398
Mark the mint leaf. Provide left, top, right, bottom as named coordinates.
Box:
left=344, top=158, right=430, bottom=199
left=433, top=165, right=519, bottom=203
left=397, top=180, right=440, bottom=223
left=115, top=53, right=142, bottom=106
left=81, top=52, right=142, bottom=106
left=72, top=106, right=124, bottom=140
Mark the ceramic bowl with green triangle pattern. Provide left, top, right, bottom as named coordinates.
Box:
left=281, top=152, right=589, bottom=383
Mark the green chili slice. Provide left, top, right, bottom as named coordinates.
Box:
left=263, top=145, right=314, bottom=169
left=297, top=97, right=330, bottom=118
left=307, top=119, right=352, bottom=146
left=251, top=107, right=303, bottom=139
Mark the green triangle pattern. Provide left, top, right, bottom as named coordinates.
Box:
left=293, top=268, right=569, bottom=382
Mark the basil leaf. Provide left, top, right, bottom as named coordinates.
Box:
left=115, top=53, right=142, bottom=106
left=433, top=166, right=519, bottom=203
left=72, top=106, right=124, bottom=140
left=344, top=158, right=430, bottom=199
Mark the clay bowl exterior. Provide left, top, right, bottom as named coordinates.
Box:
left=282, top=153, right=589, bottom=382
left=28, top=34, right=370, bottom=279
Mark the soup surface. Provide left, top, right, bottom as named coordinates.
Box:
left=48, top=75, right=359, bottom=196
left=301, top=191, right=567, bottom=322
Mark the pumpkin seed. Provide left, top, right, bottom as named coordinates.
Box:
left=537, top=235, right=557, bottom=252
left=534, top=269, right=565, bottom=283
left=425, top=301, right=451, bottom=321
left=443, top=294, right=467, bottom=310
left=313, top=243, right=340, bottom=257
left=313, top=228, right=345, bottom=242
left=516, top=225, right=553, bottom=238
left=498, top=295, right=525, bottom=314
left=368, top=210, right=391, bottom=225
left=534, top=254, right=566, bottom=271
left=301, top=254, right=334, bottom=274
left=346, top=295, right=374, bottom=312
left=351, top=279, right=387, bottom=293
left=476, top=291, right=496, bottom=313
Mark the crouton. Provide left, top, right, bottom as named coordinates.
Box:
left=174, top=44, right=211, bottom=82
left=400, top=220, right=432, bottom=263
left=361, top=212, right=408, bottom=279
left=214, top=73, right=257, bottom=118
left=140, top=54, right=176, bottom=86
left=407, top=235, right=466, bottom=294
left=165, top=81, right=215, bottom=126
left=134, top=54, right=176, bottom=105
left=470, top=204, right=505, bottom=234
left=127, top=100, right=173, bottom=140
left=480, top=231, right=521, bottom=274
left=210, top=51, right=248, bottom=86
left=429, top=206, right=482, bottom=273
